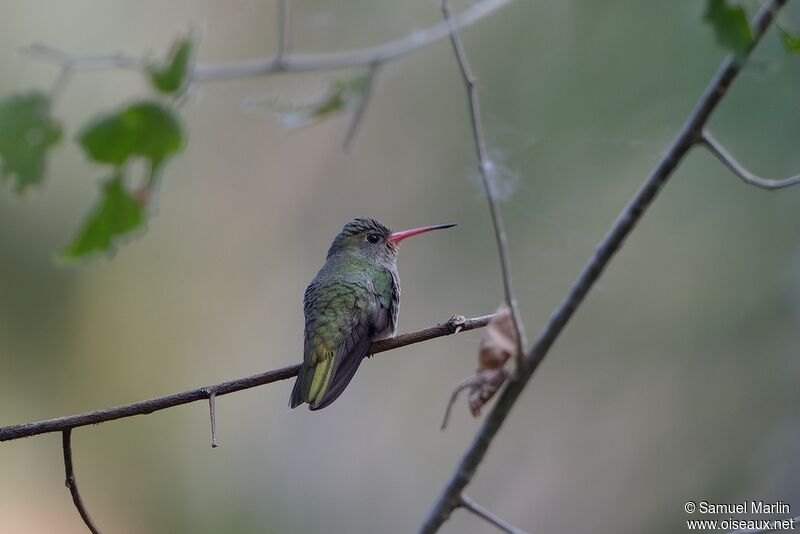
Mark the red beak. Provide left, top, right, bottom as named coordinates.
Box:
left=388, top=223, right=457, bottom=244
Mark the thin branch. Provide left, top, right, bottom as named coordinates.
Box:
left=275, top=0, right=291, bottom=68
left=0, top=313, right=493, bottom=443
left=23, top=1, right=510, bottom=159
left=49, top=66, right=74, bottom=100
left=440, top=375, right=481, bottom=431
left=195, top=0, right=511, bottom=80
left=21, top=0, right=512, bottom=82
left=206, top=389, right=218, bottom=448
left=62, top=429, right=103, bottom=534
left=343, top=63, right=380, bottom=152
left=458, top=493, right=530, bottom=534
left=20, top=43, right=147, bottom=71
left=441, top=0, right=527, bottom=366
left=419, top=1, right=791, bottom=532
left=700, top=129, right=800, bottom=190
left=728, top=515, right=800, bottom=534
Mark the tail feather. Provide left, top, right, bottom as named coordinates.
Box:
left=289, top=367, right=307, bottom=409
left=308, top=336, right=370, bottom=411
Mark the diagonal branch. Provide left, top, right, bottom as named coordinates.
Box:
left=419, top=1, right=791, bottom=532
left=62, top=429, right=103, bottom=534
left=458, top=493, right=531, bottom=534
left=0, top=313, right=493, bottom=443
left=343, top=62, right=381, bottom=152
left=700, top=129, right=800, bottom=190
left=20, top=0, right=513, bottom=82
left=441, top=0, right=527, bottom=364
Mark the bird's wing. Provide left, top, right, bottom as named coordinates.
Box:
left=369, top=267, right=399, bottom=337
left=312, top=270, right=398, bottom=408
left=291, top=280, right=385, bottom=409
left=308, top=320, right=372, bottom=410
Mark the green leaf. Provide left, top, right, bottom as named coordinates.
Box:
left=79, top=101, right=185, bottom=167
left=0, top=91, right=62, bottom=192
left=779, top=26, right=800, bottom=53
left=704, top=0, right=753, bottom=55
left=148, top=37, right=195, bottom=94
left=61, top=173, right=145, bottom=259
left=280, top=74, right=370, bottom=129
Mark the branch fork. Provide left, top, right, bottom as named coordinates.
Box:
left=699, top=129, right=800, bottom=190
left=421, top=1, right=796, bottom=532
left=62, top=429, right=103, bottom=534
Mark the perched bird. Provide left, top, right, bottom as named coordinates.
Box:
left=289, top=217, right=455, bottom=410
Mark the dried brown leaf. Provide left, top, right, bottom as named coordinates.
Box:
left=478, top=303, right=516, bottom=371
left=440, top=304, right=518, bottom=429
left=466, top=368, right=509, bottom=417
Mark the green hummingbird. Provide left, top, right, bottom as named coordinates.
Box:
left=289, top=217, right=455, bottom=410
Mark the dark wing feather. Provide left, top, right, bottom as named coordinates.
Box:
left=290, top=270, right=396, bottom=410
left=309, top=322, right=372, bottom=410
left=289, top=364, right=311, bottom=409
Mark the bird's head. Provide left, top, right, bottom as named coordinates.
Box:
left=326, top=217, right=456, bottom=263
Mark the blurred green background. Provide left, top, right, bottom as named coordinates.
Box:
left=1, top=1, right=799, bottom=533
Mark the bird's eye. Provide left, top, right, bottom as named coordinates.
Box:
left=366, top=233, right=381, bottom=244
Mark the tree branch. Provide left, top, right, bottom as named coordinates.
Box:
left=419, top=1, right=792, bottom=531
left=194, top=0, right=512, bottom=80
left=20, top=1, right=512, bottom=164
left=20, top=0, right=512, bottom=82
left=20, top=43, right=147, bottom=71
left=62, top=429, right=103, bottom=534
left=0, top=313, right=493, bottom=443
left=458, top=493, right=530, bottom=534
left=206, top=389, right=218, bottom=448
left=343, top=62, right=380, bottom=152
left=441, top=0, right=527, bottom=365
left=700, top=129, right=800, bottom=190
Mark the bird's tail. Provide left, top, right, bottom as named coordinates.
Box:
left=288, top=368, right=306, bottom=409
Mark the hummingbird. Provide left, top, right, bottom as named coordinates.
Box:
left=289, top=217, right=456, bottom=410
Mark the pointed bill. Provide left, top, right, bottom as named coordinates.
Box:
left=388, top=223, right=456, bottom=244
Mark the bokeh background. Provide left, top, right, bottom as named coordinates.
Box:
left=0, top=1, right=799, bottom=533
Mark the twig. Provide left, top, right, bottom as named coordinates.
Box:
left=440, top=375, right=481, bottom=430
left=700, top=129, right=800, bottom=190
left=49, top=66, right=74, bottom=100
left=0, top=313, right=494, bottom=442
left=728, top=515, right=800, bottom=534
left=458, top=493, right=530, bottom=534
left=62, top=429, right=103, bottom=534
left=20, top=43, right=146, bottom=71
left=20, top=0, right=512, bottom=82
left=419, top=1, right=791, bottom=532
left=441, top=0, right=527, bottom=366
left=275, top=0, right=290, bottom=68
left=23, top=1, right=510, bottom=157
left=195, top=0, right=511, bottom=80
left=206, top=389, right=218, bottom=448
left=343, top=63, right=380, bottom=152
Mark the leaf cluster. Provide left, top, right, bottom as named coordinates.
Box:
left=0, top=36, right=193, bottom=259
left=703, top=0, right=800, bottom=55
